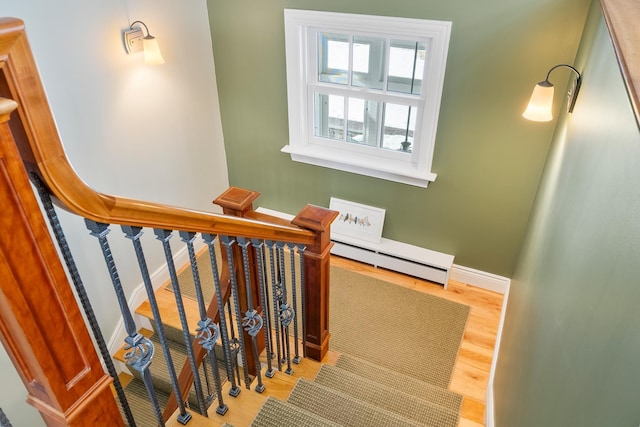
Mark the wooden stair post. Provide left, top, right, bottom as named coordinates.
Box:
left=214, top=187, right=267, bottom=376
left=214, top=187, right=338, bottom=362
left=0, top=94, right=123, bottom=424
left=292, top=205, right=338, bottom=361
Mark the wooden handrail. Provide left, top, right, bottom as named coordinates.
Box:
left=600, top=0, right=640, bottom=126
left=0, top=19, right=315, bottom=245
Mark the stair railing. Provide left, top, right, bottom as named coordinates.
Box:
left=0, top=17, right=337, bottom=426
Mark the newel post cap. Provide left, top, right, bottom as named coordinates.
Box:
left=292, top=204, right=339, bottom=232
left=213, top=186, right=261, bottom=215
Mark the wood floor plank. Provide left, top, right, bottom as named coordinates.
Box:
left=461, top=396, right=486, bottom=424
left=450, top=358, right=491, bottom=402
left=458, top=344, right=494, bottom=373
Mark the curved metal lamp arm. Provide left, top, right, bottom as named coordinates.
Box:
left=545, top=64, right=583, bottom=113
left=130, top=20, right=151, bottom=37
left=544, top=63, right=581, bottom=82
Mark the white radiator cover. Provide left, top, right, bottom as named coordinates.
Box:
left=330, top=234, right=454, bottom=287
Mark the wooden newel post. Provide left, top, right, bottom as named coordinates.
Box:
left=292, top=205, right=338, bottom=362
left=0, top=97, right=123, bottom=425
left=213, top=187, right=265, bottom=376
left=214, top=187, right=338, bottom=363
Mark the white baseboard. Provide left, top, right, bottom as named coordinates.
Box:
left=106, top=239, right=205, bottom=364
left=450, top=264, right=510, bottom=294
left=485, top=278, right=511, bottom=427
left=486, top=384, right=496, bottom=427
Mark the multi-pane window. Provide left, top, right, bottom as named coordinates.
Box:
left=283, top=10, right=451, bottom=187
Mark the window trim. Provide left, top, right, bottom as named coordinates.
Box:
left=283, top=9, right=451, bottom=187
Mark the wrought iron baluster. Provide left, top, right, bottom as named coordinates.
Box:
left=237, top=238, right=265, bottom=393
left=253, top=239, right=275, bottom=378
left=200, top=357, right=212, bottom=405
left=0, top=408, right=11, bottom=427
left=277, top=245, right=288, bottom=367
left=265, top=240, right=283, bottom=372
left=179, top=232, right=213, bottom=407
left=226, top=299, right=242, bottom=386
left=275, top=243, right=287, bottom=366
left=153, top=229, right=207, bottom=415
left=85, top=220, right=163, bottom=427
left=122, top=226, right=192, bottom=425
left=220, top=236, right=251, bottom=389
left=297, top=244, right=307, bottom=358
left=180, top=231, right=228, bottom=415
left=195, top=317, right=227, bottom=413
left=276, top=241, right=294, bottom=375
left=287, top=243, right=301, bottom=364
left=201, top=233, right=241, bottom=398
left=31, top=175, right=137, bottom=427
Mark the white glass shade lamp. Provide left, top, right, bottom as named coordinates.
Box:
left=123, top=20, right=165, bottom=65
left=142, top=35, right=164, bottom=66
left=523, top=64, right=581, bottom=122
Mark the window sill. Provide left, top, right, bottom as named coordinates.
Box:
left=281, top=144, right=437, bottom=187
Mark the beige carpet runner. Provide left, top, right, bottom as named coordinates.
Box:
left=329, top=267, right=469, bottom=388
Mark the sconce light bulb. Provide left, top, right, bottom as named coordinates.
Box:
left=143, top=36, right=165, bottom=66
left=522, top=80, right=554, bottom=122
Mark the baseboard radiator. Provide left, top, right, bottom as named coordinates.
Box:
left=330, top=235, right=454, bottom=288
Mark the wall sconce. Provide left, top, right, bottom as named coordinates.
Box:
left=123, top=20, right=165, bottom=65
left=522, top=64, right=582, bottom=122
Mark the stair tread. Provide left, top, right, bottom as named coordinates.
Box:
left=251, top=397, right=340, bottom=427
left=315, top=364, right=459, bottom=426
left=135, top=287, right=203, bottom=334
left=336, top=352, right=463, bottom=411
left=288, top=378, right=423, bottom=427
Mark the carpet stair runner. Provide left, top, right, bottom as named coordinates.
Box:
left=334, top=353, right=463, bottom=412
left=251, top=354, right=461, bottom=427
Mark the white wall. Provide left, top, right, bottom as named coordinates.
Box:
left=0, top=1, right=228, bottom=424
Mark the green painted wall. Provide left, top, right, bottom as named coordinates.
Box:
left=494, top=2, right=640, bottom=425
left=206, top=0, right=590, bottom=277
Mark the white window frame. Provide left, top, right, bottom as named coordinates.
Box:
left=282, top=9, right=452, bottom=188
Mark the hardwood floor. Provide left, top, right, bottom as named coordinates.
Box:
left=157, top=255, right=504, bottom=427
